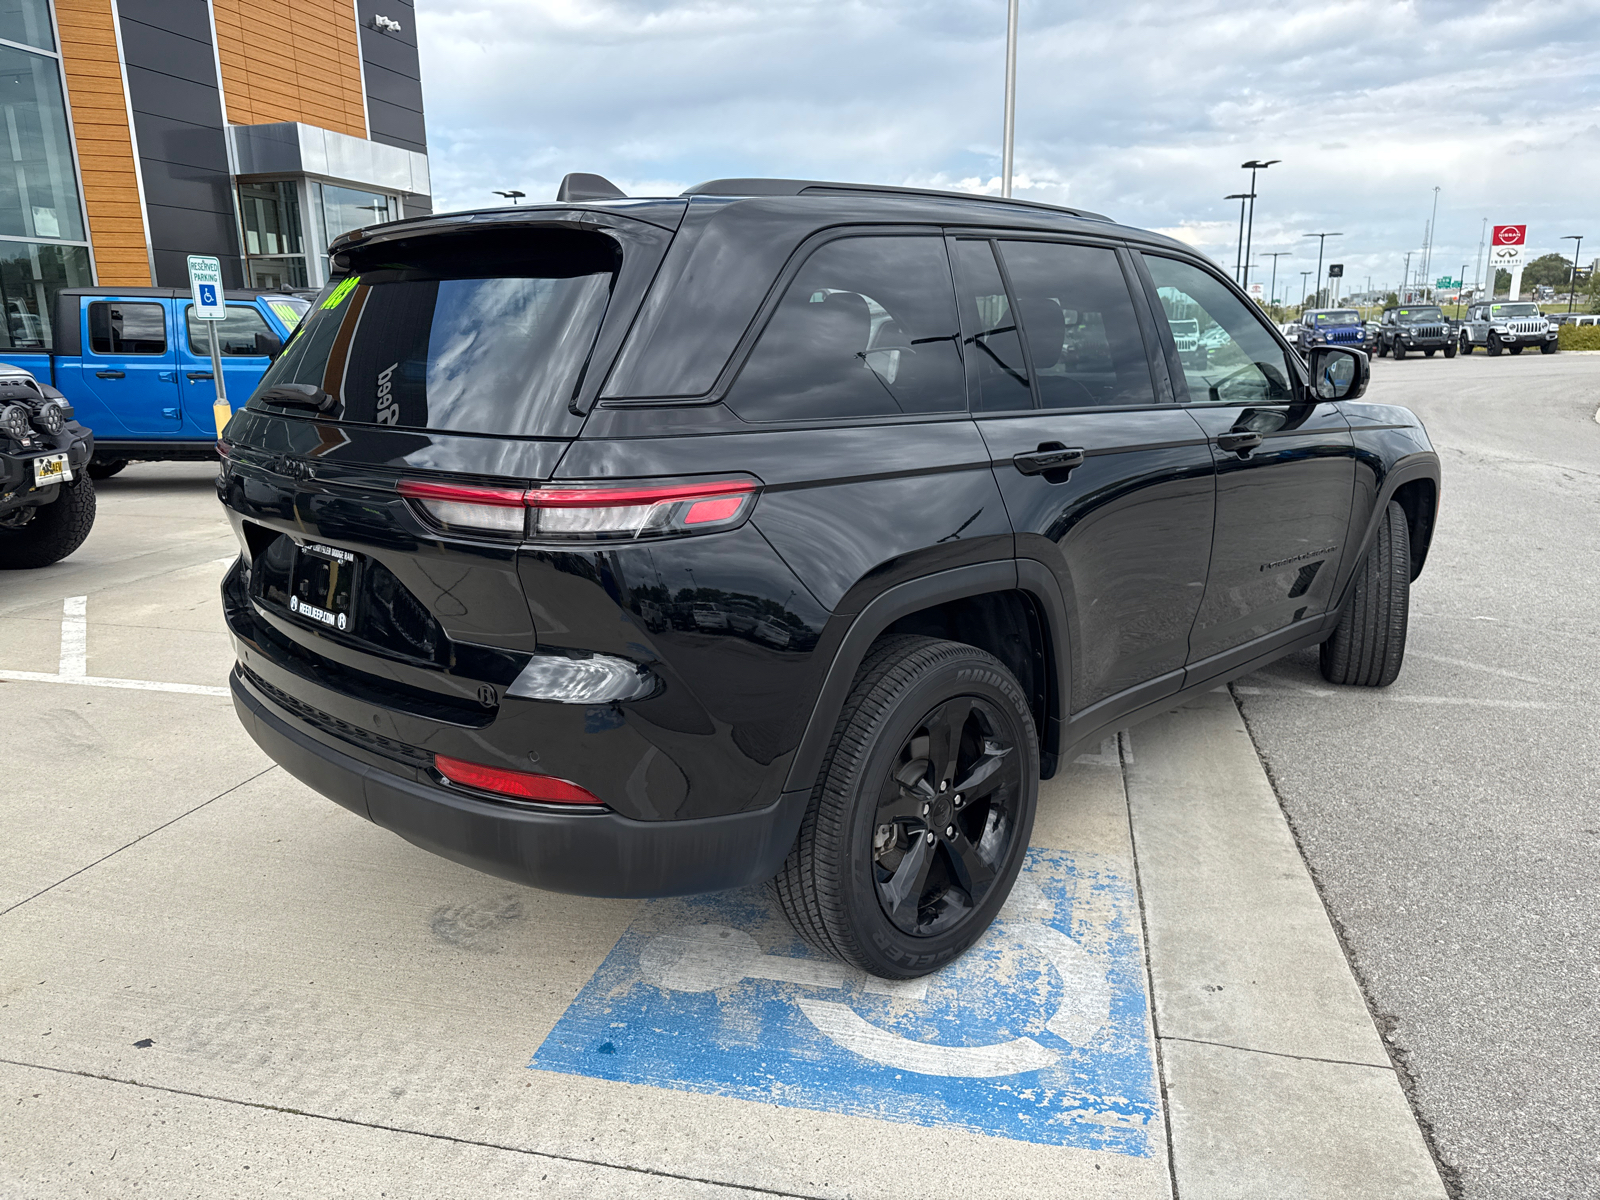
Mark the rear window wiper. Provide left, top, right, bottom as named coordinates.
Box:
left=259, top=384, right=336, bottom=413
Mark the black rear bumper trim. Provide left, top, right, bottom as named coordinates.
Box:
left=232, top=666, right=808, bottom=898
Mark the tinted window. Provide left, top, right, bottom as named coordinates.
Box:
left=88, top=302, right=166, bottom=355
left=998, top=240, right=1156, bottom=408
left=1143, top=255, right=1294, bottom=405
left=186, top=304, right=274, bottom=357
left=725, top=236, right=964, bottom=422
left=255, top=231, right=617, bottom=435
left=952, top=239, right=1032, bottom=412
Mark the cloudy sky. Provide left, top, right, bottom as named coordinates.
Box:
left=414, top=0, right=1600, bottom=301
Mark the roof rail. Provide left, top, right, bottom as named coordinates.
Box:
left=681, top=178, right=1109, bottom=222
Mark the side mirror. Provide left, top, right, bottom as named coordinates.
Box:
left=1308, top=345, right=1368, bottom=401
left=254, top=331, right=283, bottom=361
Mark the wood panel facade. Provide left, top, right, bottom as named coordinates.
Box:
left=211, top=0, right=367, bottom=139
left=56, top=0, right=151, bottom=286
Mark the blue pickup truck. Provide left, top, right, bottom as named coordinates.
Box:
left=3, top=287, right=308, bottom=479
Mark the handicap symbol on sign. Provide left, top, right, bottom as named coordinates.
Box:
left=198, top=283, right=217, bottom=307
left=531, top=847, right=1161, bottom=1154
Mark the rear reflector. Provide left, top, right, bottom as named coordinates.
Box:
left=397, top=476, right=759, bottom=541
left=434, top=753, right=604, bottom=805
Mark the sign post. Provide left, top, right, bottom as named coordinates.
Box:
left=1490, top=226, right=1526, bottom=300
left=1327, top=263, right=1343, bottom=306
left=186, top=254, right=229, bottom=436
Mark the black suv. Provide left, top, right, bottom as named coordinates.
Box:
left=218, top=176, right=1440, bottom=978
left=1375, top=304, right=1455, bottom=359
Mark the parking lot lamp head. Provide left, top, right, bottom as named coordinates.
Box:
left=492, top=189, right=525, bottom=205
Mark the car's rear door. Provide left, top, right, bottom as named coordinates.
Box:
left=76, top=297, right=180, bottom=435
left=1136, top=252, right=1356, bottom=679
left=954, top=234, right=1216, bottom=730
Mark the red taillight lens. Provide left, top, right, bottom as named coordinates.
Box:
left=434, top=754, right=604, bottom=805
left=396, top=476, right=759, bottom=541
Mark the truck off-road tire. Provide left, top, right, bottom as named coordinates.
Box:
left=87, top=459, right=126, bottom=480
left=1424, top=348, right=1437, bottom=357
left=1320, top=500, right=1409, bottom=688
left=1540, top=341, right=1558, bottom=355
left=1392, top=341, right=1406, bottom=360
left=1509, top=344, right=1523, bottom=356
left=1459, top=333, right=1473, bottom=355
left=772, top=635, right=1039, bottom=978
left=1444, top=342, right=1457, bottom=359
left=1375, top=340, right=1388, bottom=358
left=0, top=474, right=96, bottom=569
left=1487, top=333, right=1503, bottom=356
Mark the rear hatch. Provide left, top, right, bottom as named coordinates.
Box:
left=219, top=209, right=680, bottom=739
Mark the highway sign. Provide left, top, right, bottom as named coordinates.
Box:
left=1328, top=263, right=1344, bottom=278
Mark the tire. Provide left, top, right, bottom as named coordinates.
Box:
left=87, top=458, right=127, bottom=481
left=1320, top=500, right=1410, bottom=687
left=1540, top=340, right=1557, bottom=355
left=1393, top=341, right=1406, bottom=360
left=1444, top=343, right=1457, bottom=359
left=772, top=635, right=1039, bottom=978
left=1424, top=348, right=1436, bottom=357
left=1376, top=340, right=1388, bottom=358
left=1509, top=344, right=1523, bottom=356
left=0, top=473, right=96, bottom=569
left=1459, top=333, right=1473, bottom=355
left=1487, top=333, right=1502, bottom=356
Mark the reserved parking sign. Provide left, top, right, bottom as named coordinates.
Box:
left=187, top=255, right=225, bottom=320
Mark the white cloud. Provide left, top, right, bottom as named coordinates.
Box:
left=414, top=0, right=1600, bottom=296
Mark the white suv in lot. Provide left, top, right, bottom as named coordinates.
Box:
left=1458, top=302, right=1559, bottom=356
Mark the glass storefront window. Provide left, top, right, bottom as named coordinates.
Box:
left=0, top=237, right=90, bottom=349
left=245, top=254, right=307, bottom=290
left=0, top=0, right=55, bottom=53
left=240, top=181, right=302, bottom=256
left=0, top=44, right=84, bottom=242
left=318, top=183, right=393, bottom=247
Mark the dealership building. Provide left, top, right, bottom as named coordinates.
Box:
left=0, top=0, right=430, bottom=351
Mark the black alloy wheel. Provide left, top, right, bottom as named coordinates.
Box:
left=1459, top=332, right=1473, bottom=355
left=773, top=636, right=1038, bottom=978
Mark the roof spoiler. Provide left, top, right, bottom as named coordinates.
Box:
left=557, top=173, right=627, bottom=203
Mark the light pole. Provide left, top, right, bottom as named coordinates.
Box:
left=1403, top=251, right=1413, bottom=301
left=1458, top=263, right=1469, bottom=316
left=1303, top=231, right=1341, bottom=308
left=1227, top=194, right=1253, bottom=282
left=1562, top=235, right=1585, bottom=313
left=1299, top=270, right=1313, bottom=308
left=1001, top=0, right=1018, bottom=198
left=1421, top=186, right=1440, bottom=291
left=492, top=190, right=524, bottom=204
left=1240, top=159, right=1280, bottom=291
left=1473, top=217, right=1487, bottom=299
left=1262, top=251, right=1291, bottom=309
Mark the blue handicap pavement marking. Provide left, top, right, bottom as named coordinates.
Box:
left=531, top=847, right=1161, bottom=1154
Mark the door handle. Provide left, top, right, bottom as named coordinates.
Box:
left=158, top=370, right=175, bottom=383
left=1012, top=446, right=1086, bottom=476
left=1216, top=432, right=1263, bottom=454
left=187, top=371, right=214, bottom=381
left=95, top=370, right=125, bottom=379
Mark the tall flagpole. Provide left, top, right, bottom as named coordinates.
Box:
left=1002, top=0, right=1018, bottom=198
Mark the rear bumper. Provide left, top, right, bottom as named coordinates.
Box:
left=231, top=665, right=807, bottom=898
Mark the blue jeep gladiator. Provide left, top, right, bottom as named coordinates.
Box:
left=3, top=287, right=307, bottom=479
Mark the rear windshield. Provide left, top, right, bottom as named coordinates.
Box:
left=252, top=230, right=618, bottom=436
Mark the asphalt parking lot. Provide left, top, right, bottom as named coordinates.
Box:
left=4, top=349, right=1594, bottom=1198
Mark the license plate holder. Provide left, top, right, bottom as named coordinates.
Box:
left=288, top=541, right=362, bottom=632
left=32, top=453, right=70, bottom=487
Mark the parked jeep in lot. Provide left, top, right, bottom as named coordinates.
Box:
left=1376, top=304, right=1456, bottom=359
left=1458, top=301, right=1559, bottom=355
left=218, top=177, right=1440, bottom=977
left=0, top=362, right=96, bottom=568
left=1289, top=308, right=1368, bottom=354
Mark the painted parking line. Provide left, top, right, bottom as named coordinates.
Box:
left=531, top=847, right=1161, bottom=1155
left=0, top=595, right=228, bottom=697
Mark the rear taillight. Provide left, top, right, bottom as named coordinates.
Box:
left=397, top=476, right=759, bottom=542
left=435, top=754, right=604, bottom=805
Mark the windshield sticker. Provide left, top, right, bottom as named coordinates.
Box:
left=322, top=276, right=361, bottom=310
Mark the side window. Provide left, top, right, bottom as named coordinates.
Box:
left=1142, top=255, right=1295, bottom=405
left=723, top=235, right=964, bottom=422
left=186, top=304, right=274, bottom=357
left=997, top=240, right=1156, bottom=408
left=88, top=302, right=167, bottom=355
left=952, top=238, right=1032, bottom=411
